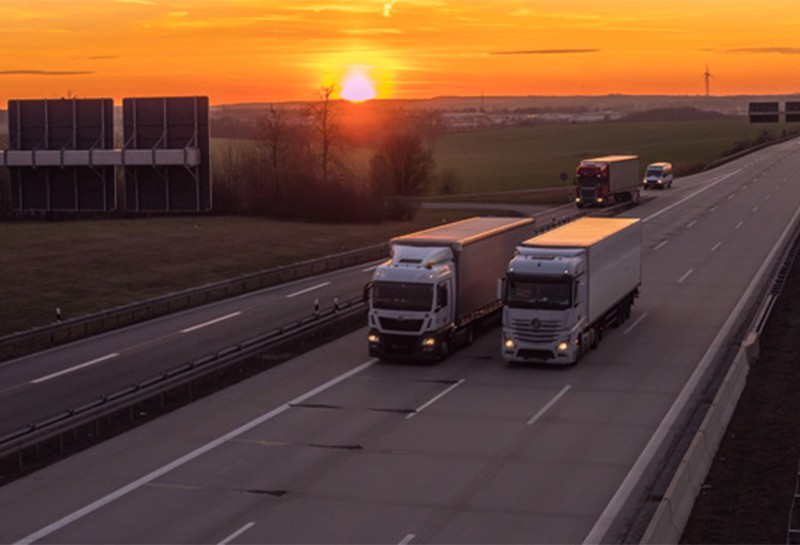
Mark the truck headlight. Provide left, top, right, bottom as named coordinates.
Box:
left=504, top=338, right=515, bottom=350
left=368, top=333, right=380, bottom=343
left=596, top=197, right=604, bottom=203
left=422, top=337, right=436, bottom=347
left=557, top=341, right=569, bottom=352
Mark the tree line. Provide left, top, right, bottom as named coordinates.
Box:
left=212, top=86, right=450, bottom=223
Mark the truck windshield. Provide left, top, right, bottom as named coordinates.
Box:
left=372, top=281, right=433, bottom=311
left=506, top=276, right=572, bottom=310
left=577, top=175, right=601, bottom=187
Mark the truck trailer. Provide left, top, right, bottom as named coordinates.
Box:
left=367, top=216, right=536, bottom=361
left=575, top=155, right=640, bottom=208
left=501, top=217, right=641, bottom=364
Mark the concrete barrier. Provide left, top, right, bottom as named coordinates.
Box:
left=640, top=334, right=755, bottom=544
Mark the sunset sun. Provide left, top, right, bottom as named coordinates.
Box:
left=340, top=68, right=377, bottom=102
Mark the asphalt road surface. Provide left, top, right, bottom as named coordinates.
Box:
left=0, top=139, right=798, bottom=544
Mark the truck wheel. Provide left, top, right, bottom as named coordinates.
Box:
left=438, top=341, right=450, bottom=361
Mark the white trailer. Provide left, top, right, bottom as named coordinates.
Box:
left=574, top=155, right=640, bottom=207
left=501, top=217, right=642, bottom=364
left=367, top=216, right=536, bottom=361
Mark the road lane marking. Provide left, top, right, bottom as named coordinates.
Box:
left=527, top=385, right=572, bottom=426
left=728, top=194, right=735, bottom=200
left=678, top=269, right=693, bottom=284
left=643, top=169, right=741, bottom=224
left=406, top=379, right=465, bottom=420
left=653, top=240, right=668, bottom=251
left=362, top=265, right=380, bottom=272
left=31, top=353, right=119, bottom=384
left=398, top=534, right=416, bottom=545
left=584, top=191, right=800, bottom=545
left=709, top=205, right=718, bottom=212
left=765, top=195, right=771, bottom=201
left=735, top=220, right=744, bottom=230
left=752, top=205, right=759, bottom=213
left=686, top=219, right=697, bottom=228
left=218, top=522, right=255, bottom=545
left=181, top=312, right=242, bottom=334
left=623, top=313, right=648, bottom=335
left=710, top=242, right=722, bottom=253
left=16, top=358, right=378, bottom=545
left=286, top=282, right=331, bottom=298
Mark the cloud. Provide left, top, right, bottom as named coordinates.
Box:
left=88, top=56, right=119, bottom=60
left=491, top=49, right=599, bottom=55
left=384, top=1, right=396, bottom=17
left=727, top=47, right=800, bottom=55
left=0, top=70, right=94, bottom=76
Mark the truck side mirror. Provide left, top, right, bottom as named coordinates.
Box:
left=497, top=278, right=506, bottom=301
left=363, top=282, right=372, bottom=304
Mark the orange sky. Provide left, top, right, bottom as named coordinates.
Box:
left=1, top=0, right=798, bottom=105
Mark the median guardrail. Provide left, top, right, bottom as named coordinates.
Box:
left=0, top=296, right=367, bottom=485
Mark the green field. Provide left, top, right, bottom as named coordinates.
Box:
left=432, top=119, right=793, bottom=193
left=213, top=118, right=795, bottom=197
left=0, top=210, right=486, bottom=336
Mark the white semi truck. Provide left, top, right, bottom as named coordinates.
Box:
left=501, top=217, right=642, bottom=364
left=367, top=216, right=536, bottom=361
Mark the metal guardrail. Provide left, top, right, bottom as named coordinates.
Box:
left=0, top=243, right=388, bottom=362
left=0, top=296, right=367, bottom=484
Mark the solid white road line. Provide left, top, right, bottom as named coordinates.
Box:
left=584, top=193, right=800, bottom=545
left=218, top=522, right=255, bottom=545
left=623, top=313, right=648, bottom=335
left=678, top=269, right=694, bottom=284
left=653, top=240, right=668, bottom=251
left=527, top=385, right=572, bottom=426
left=286, top=282, right=331, bottom=298
left=16, top=358, right=378, bottom=545
left=362, top=264, right=380, bottom=272
left=31, top=353, right=119, bottom=384
left=406, top=379, right=465, bottom=420
left=181, top=312, right=241, bottom=334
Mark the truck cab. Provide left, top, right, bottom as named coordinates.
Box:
left=501, top=248, right=588, bottom=364
left=368, top=245, right=456, bottom=360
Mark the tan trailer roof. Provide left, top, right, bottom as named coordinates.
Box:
left=393, top=216, right=534, bottom=246
left=582, top=155, right=638, bottom=163
left=523, top=217, right=639, bottom=248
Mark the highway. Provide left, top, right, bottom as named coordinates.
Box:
left=0, top=139, right=798, bottom=544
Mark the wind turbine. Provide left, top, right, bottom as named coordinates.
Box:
left=703, top=64, right=714, bottom=97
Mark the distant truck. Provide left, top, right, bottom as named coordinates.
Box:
left=574, top=155, right=640, bottom=207
left=500, top=217, right=642, bottom=364
left=367, top=216, right=536, bottom=361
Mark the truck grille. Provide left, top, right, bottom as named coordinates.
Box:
left=580, top=188, right=596, bottom=203
left=380, top=318, right=423, bottom=332
left=510, top=318, right=561, bottom=343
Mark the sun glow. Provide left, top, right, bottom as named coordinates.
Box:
left=340, top=68, right=377, bottom=102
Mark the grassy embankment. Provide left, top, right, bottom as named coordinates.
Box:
left=0, top=210, right=479, bottom=336
left=4, top=118, right=793, bottom=336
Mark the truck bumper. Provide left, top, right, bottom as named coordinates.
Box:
left=501, top=334, right=577, bottom=365
left=368, top=328, right=448, bottom=361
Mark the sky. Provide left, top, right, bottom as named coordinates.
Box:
left=1, top=0, right=798, bottom=105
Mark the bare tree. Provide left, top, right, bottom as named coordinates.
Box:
left=370, top=123, right=435, bottom=219
left=306, top=85, right=342, bottom=184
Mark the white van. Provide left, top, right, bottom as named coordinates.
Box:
left=642, top=162, right=673, bottom=189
